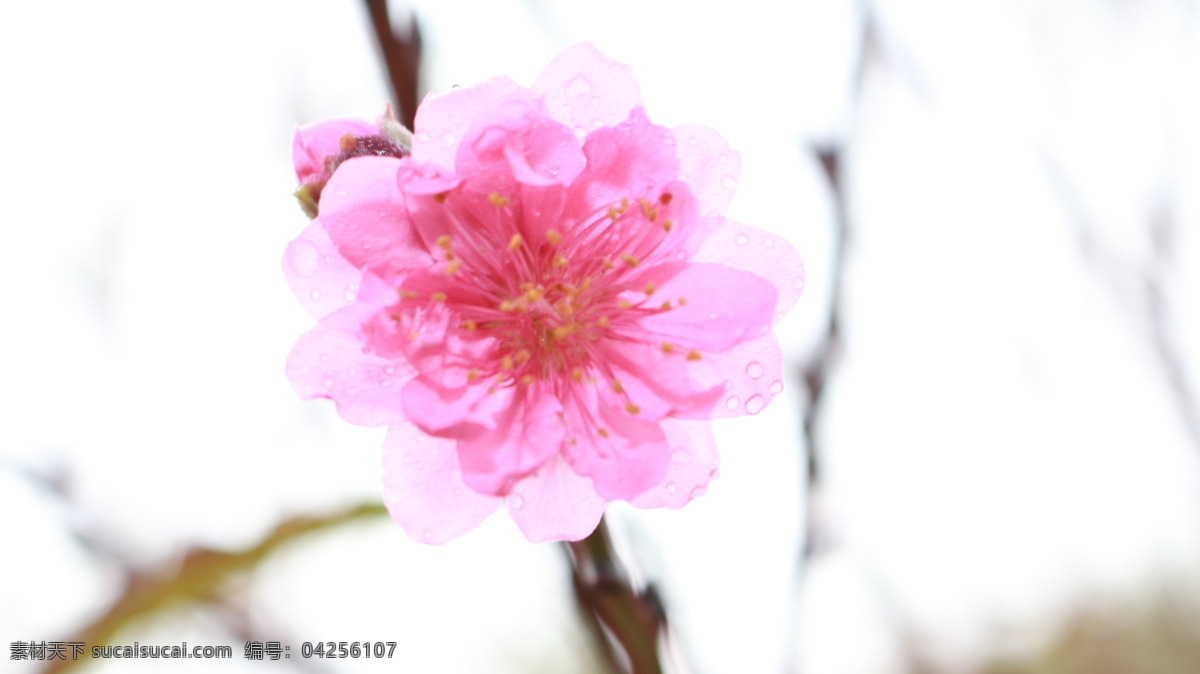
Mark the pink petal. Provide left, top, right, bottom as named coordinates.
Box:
left=599, top=341, right=723, bottom=421
left=382, top=422, right=502, bottom=544
left=673, top=125, right=742, bottom=219
left=507, top=454, right=607, bottom=542
left=562, top=391, right=671, bottom=501
left=456, top=383, right=566, bottom=495
left=629, top=419, right=719, bottom=509
left=570, top=107, right=679, bottom=210
left=400, top=376, right=513, bottom=440
left=635, top=262, right=777, bottom=352
left=692, top=220, right=806, bottom=325
left=687, top=331, right=786, bottom=419
left=319, top=156, right=432, bottom=274
left=282, top=218, right=361, bottom=320
left=286, top=307, right=415, bottom=427
left=293, top=118, right=378, bottom=183
left=412, top=76, right=523, bottom=170
left=455, top=93, right=586, bottom=188
left=533, top=42, right=643, bottom=134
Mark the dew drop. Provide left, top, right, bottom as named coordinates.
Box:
left=674, top=250, right=687, bottom=260
left=573, top=126, right=587, bottom=139
left=718, top=153, right=728, bottom=164
left=346, top=387, right=357, bottom=396
left=549, top=165, right=560, bottom=176
left=745, top=394, right=765, bottom=415
left=720, top=175, right=736, bottom=188
left=423, top=530, right=433, bottom=541
left=321, top=378, right=333, bottom=389
left=723, top=379, right=733, bottom=391
left=454, top=487, right=462, bottom=496
left=384, top=366, right=396, bottom=375
left=415, top=461, right=424, bottom=470
left=441, top=131, right=456, bottom=146
left=589, top=96, right=600, bottom=107
left=689, top=486, right=707, bottom=499
left=416, top=132, right=430, bottom=143
left=309, top=288, right=322, bottom=301
left=565, top=75, right=592, bottom=98
left=666, top=482, right=678, bottom=494
left=300, top=366, right=309, bottom=374
left=333, top=187, right=347, bottom=197
left=343, top=285, right=357, bottom=302
left=764, top=236, right=775, bottom=247
left=724, top=395, right=740, bottom=410
left=510, top=494, right=524, bottom=509
left=320, top=354, right=330, bottom=362
left=670, top=448, right=691, bottom=464
left=770, top=380, right=784, bottom=394
left=746, top=361, right=764, bottom=379
left=735, top=233, right=748, bottom=246
left=687, top=136, right=698, bottom=145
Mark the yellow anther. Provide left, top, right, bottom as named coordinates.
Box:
left=661, top=343, right=675, bottom=353
left=467, top=368, right=480, bottom=381
left=686, top=350, right=702, bottom=361
left=660, top=192, right=674, bottom=205
left=571, top=367, right=584, bottom=382
left=597, top=316, right=610, bottom=328
left=553, top=299, right=575, bottom=317
left=639, top=198, right=658, bottom=222
left=431, top=291, right=447, bottom=302
left=408, top=331, right=419, bottom=341
left=502, top=355, right=515, bottom=370
left=389, top=313, right=400, bottom=321
left=620, top=253, right=640, bottom=267
left=662, top=220, right=674, bottom=232
left=617, top=300, right=633, bottom=310
left=524, top=286, right=545, bottom=303
left=624, top=402, right=641, bottom=415
left=620, top=198, right=630, bottom=210
left=607, top=206, right=621, bottom=220
left=338, top=133, right=356, bottom=151
left=446, top=259, right=462, bottom=275
left=546, top=230, right=563, bottom=246
left=436, top=235, right=452, bottom=250
left=603, top=258, right=616, bottom=270
left=433, top=191, right=449, bottom=204
left=488, top=192, right=510, bottom=207
left=399, top=289, right=418, bottom=299
left=598, top=428, right=610, bottom=438
left=677, top=297, right=688, bottom=306
left=460, top=319, right=477, bottom=330
left=611, top=380, right=624, bottom=393
left=508, top=234, right=523, bottom=250
left=515, top=349, right=532, bottom=365
left=660, top=300, right=672, bottom=310
left=500, top=300, right=517, bottom=312
left=553, top=253, right=569, bottom=267
left=521, top=374, right=534, bottom=385
left=643, top=282, right=656, bottom=296
left=553, top=325, right=575, bottom=340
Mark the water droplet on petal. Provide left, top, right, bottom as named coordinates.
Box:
left=745, top=394, right=765, bottom=415
left=423, top=530, right=433, bottom=541
left=416, top=132, right=430, bottom=143
left=666, top=482, right=678, bottom=494
left=723, top=380, right=733, bottom=391
left=549, top=165, right=560, bottom=176
left=670, top=448, right=691, bottom=464
left=764, top=236, right=775, bottom=247
left=687, top=136, right=698, bottom=146
left=770, top=380, right=784, bottom=394
left=735, top=233, right=748, bottom=245
left=510, top=494, right=524, bottom=509
left=321, top=378, right=333, bottom=389
left=343, top=285, right=357, bottom=302
left=573, top=126, right=587, bottom=139
left=384, top=366, right=396, bottom=375
left=441, top=131, right=456, bottom=146
left=725, top=395, right=740, bottom=410
left=689, top=486, right=707, bottom=499
left=320, top=354, right=330, bottom=361
left=720, top=175, right=735, bottom=188
left=415, top=461, right=424, bottom=470
left=746, top=361, right=764, bottom=379
left=346, top=387, right=357, bottom=395
left=566, top=75, right=592, bottom=98
left=454, top=487, right=462, bottom=496
left=310, top=288, right=322, bottom=301
left=718, top=153, right=729, bottom=163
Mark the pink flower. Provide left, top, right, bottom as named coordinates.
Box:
left=284, top=44, right=804, bottom=544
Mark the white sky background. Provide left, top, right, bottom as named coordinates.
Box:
left=2, top=1, right=1199, bottom=673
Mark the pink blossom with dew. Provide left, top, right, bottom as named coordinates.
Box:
left=283, top=43, right=804, bottom=544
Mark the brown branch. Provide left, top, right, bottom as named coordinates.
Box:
left=39, top=502, right=388, bottom=674
left=566, top=517, right=671, bottom=674
left=362, top=0, right=422, bottom=130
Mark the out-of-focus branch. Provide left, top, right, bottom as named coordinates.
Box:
left=39, top=502, right=388, bottom=674
left=566, top=517, right=672, bottom=674
left=362, top=0, right=422, bottom=130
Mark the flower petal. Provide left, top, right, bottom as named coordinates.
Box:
left=635, top=262, right=777, bottom=352
left=533, top=42, right=643, bottom=133
left=282, top=218, right=361, bottom=320
left=412, top=76, right=523, bottom=169
left=286, top=308, right=415, bottom=427
left=629, top=419, right=719, bottom=508
left=319, top=156, right=432, bottom=274
left=456, top=383, right=565, bottom=495
left=687, top=331, right=786, bottom=419
left=293, top=118, right=378, bottom=184
left=401, top=376, right=513, bottom=440
left=692, top=220, right=806, bottom=325
left=382, top=422, right=502, bottom=544
left=673, top=125, right=741, bottom=219
left=507, top=454, right=607, bottom=542
left=562, top=390, right=671, bottom=501
left=569, top=107, right=679, bottom=210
